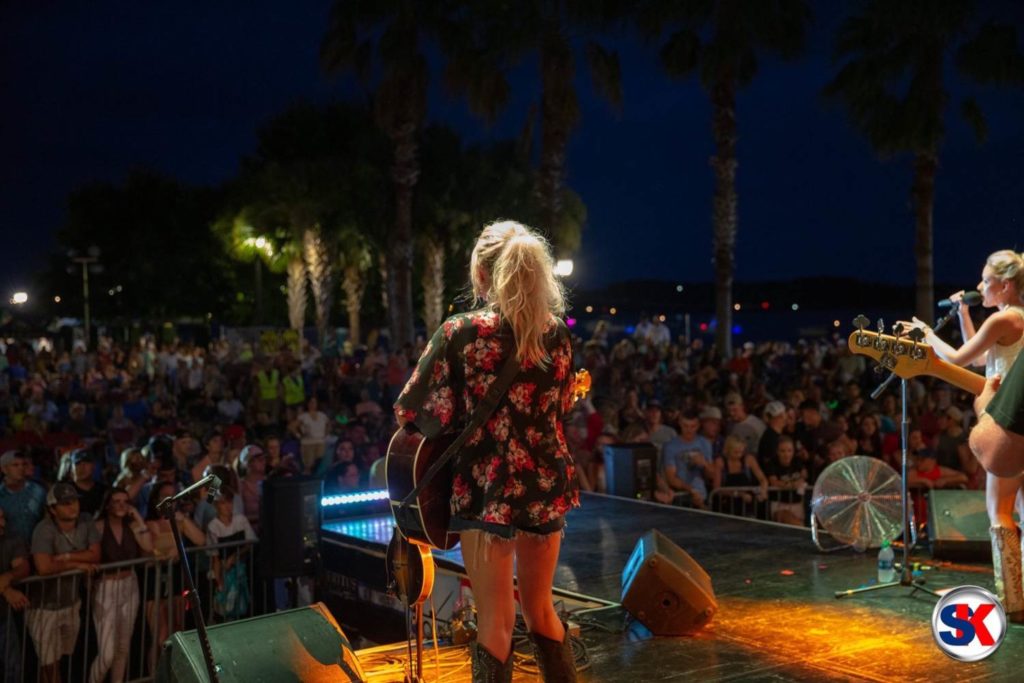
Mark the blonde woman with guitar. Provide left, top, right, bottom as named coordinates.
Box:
left=394, top=221, right=579, bottom=682
left=901, top=249, right=1024, bottom=623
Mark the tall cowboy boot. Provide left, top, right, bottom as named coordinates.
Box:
left=990, top=526, right=1024, bottom=623
left=528, top=625, right=577, bottom=683
left=471, top=642, right=513, bottom=683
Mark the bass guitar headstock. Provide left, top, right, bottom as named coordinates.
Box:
left=848, top=315, right=933, bottom=379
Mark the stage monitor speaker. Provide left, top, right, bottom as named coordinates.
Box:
left=604, top=443, right=657, bottom=501
left=156, top=603, right=365, bottom=682
left=928, top=489, right=991, bottom=561
left=259, top=476, right=322, bottom=578
left=621, top=529, right=717, bottom=636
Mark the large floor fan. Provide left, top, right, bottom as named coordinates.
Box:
left=810, top=455, right=905, bottom=552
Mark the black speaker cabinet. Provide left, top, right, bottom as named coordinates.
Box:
left=604, top=442, right=657, bottom=501
left=259, top=476, right=323, bottom=578
left=928, top=489, right=991, bottom=561
left=156, top=603, right=365, bottom=682
left=621, top=529, right=717, bottom=636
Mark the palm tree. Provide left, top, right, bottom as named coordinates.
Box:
left=639, top=0, right=811, bottom=356
left=337, top=227, right=375, bottom=347
left=303, top=227, right=334, bottom=347
left=824, top=1, right=1024, bottom=318
left=322, top=1, right=451, bottom=347
left=215, top=209, right=308, bottom=332
left=447, top=0, right=624, bottom=249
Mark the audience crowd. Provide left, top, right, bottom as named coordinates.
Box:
left=0, top=315, right=982, bottom=680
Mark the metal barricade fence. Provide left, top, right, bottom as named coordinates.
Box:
left=706, top=486, right=808, bottom=525
left=1, top=538, right=261, bottom=683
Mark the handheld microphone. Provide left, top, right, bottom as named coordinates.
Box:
left=205, top=475, right=222, bottom=504
left=937, top=291, right=982, bottom=308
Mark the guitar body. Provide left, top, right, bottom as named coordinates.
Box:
left=386, top=427, right=459, bottom=551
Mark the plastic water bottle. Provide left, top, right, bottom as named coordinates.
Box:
left=877, top=540, right=895, bottom=583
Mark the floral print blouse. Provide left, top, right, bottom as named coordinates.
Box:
left=394, top=309, right=580, bottom=530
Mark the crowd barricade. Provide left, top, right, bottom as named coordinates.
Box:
left=706, top=486, right=808, bottom=525
left=1, top=538, right=261, bottom=683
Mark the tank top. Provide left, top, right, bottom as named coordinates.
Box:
left=985, top=306, right=1024, bottom=378
left=100, top=519, right=141, bottom=563
left=722, top=459, right=757, bottom=487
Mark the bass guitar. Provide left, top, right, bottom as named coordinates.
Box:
left=386, top=368, right=592, bottom=551
left=847, top=328, right=985, bottom=395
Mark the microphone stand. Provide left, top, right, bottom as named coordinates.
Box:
left=837, top=323, right=940, bottom=600
left=156, top=475, right=221, bottom=682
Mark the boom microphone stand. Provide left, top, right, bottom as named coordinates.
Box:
left=156, top=474, right=222, bottom=682
left=836, top=324, right=939, bottom=600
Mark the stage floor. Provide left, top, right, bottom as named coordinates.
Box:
left=323, top=492, right=1023, bottom=682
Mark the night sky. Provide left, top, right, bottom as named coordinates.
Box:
left=2, top=1, right=1023, bottom=300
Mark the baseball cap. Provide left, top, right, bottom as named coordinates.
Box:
left=143, top=434, right=174, bottom=460
left=239, top=444, right=265, bottom=470
left=46, top=482, right=80, bottom=506
left=699, top=406, right=722, bottom=421
left=799, top=399, right=820, bottom=412
left=763, top=401, right=787, bottom=419
left=0, top=450, right=24, bottom=467
left=69, top=448, right=92, bottom=465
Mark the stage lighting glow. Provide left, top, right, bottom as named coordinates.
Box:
left=585, top=305, right=593, bottom=313
left=791, top=303, right=799, bottom=311
left=734, top=303, right=741, bottom=311
left=554, top=259, right=574, bottom=277
left=567, top=317, right=577, bottom=327
left=322, top=489, right=389, bottom=507
left=10, top=292, right=27, bottom=305
left=676, top=285, right=684, bottom=292
left=609, top=307, right=617, bottom=315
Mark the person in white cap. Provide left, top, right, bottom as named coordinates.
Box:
left=757, top=401, right=788, bottom=467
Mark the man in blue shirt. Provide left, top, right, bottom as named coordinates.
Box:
left=0, top=450, right=46, bottom=542
left=659, top=411, right=714, bottom=509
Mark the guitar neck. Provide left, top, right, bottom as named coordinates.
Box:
left=923, top=357, right=985, bottom=395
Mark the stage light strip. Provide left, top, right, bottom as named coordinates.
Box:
left=321, top=489, right=389, bottom=507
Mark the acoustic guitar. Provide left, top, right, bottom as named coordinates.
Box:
left=386, top=368, right=592, bottom=551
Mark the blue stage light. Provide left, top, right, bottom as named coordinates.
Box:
left=321, top=489, right=389, bottom=507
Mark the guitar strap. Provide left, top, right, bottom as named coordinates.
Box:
left=398, top=350, right=521, bottom=511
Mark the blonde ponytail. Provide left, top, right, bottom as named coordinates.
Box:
left=470, top=220, right=566, bottom=367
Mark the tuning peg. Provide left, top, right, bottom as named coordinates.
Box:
left=908, top=327, right=925, bottom=343
left=853, top=315, right=870, bottom=330
left=892, top=322, right=905, bottom=337
left=876, top=318, right=885, bottom=334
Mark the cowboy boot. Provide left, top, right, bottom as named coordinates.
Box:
left=990, top=526, right=1024, bottom=623
left=528, top=625, right=576, bottom=683
left=471, top=642, right=513, bottom=683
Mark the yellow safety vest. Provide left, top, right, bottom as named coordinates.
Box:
left=283, top=375, right=305, bottom=406
left=257, top=370, right=279, bottom=400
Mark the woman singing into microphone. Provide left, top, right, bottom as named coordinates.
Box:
left=395, top=221, right=579, bottom=681
left=903, top=249, right=1024, bottom=622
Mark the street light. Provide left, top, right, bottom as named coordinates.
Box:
left=69, top=246, right=102, bottom=348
